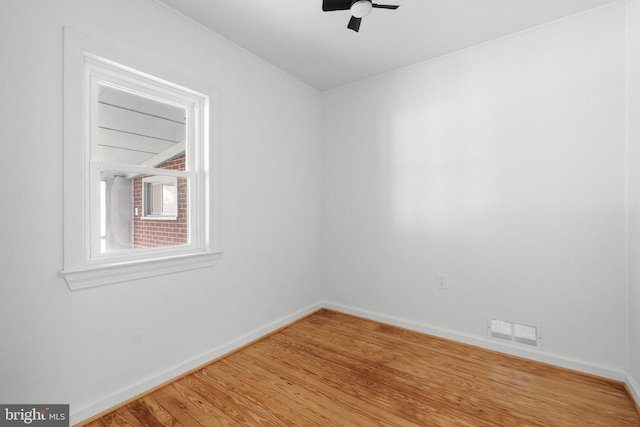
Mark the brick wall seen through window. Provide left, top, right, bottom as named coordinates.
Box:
left=133, top=154, right=188, bottom=248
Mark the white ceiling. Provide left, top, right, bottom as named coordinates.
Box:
left=156, top=0, right=621, bottom=91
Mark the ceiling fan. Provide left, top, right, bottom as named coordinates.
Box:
left=322, top=0, right=400, bottom=32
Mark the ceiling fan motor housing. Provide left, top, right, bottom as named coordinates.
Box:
left=351, top=1, right=373, bottom=18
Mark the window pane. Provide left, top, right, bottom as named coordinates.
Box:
left=100, top=171, right=134, bottom=252
left=151, top=182, right=163, bottom=214
left=100, top=181, right=107, bottom=252
left=99, top=170, right=189, bottom=252
left=97, top=84, right=186, bottom=170
left=162, top=182, right=177, bottom=214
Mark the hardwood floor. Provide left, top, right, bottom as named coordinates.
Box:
left=79, top=309, right=640, bottom=426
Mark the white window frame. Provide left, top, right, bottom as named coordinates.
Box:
left=60, top=28, right=222, bottom=290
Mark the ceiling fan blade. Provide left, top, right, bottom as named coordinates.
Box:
left=347, top=16, right=362, bottom=32
left=322, top=0, right=352, bottom=11
left=372, top=4, right=400, bottom=9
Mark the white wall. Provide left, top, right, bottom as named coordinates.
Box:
left=627, top=0, right=640, bottom=399
left=323, top=3, right=628, bottom=371
left=0, top=0, right=322, bottom=423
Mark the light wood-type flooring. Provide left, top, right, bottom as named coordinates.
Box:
left=79, top=309, right=640, bottom=426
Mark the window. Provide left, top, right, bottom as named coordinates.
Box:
left=61, top=28, right=221, bottom=290
left=142, top=176, right=179, bottom=219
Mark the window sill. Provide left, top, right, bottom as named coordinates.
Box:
left=60, top=250, right=223, bottom=290
left=140, top=216, right=178, bottom=221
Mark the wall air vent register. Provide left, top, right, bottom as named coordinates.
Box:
left=489, top=318, right=540, bottom=348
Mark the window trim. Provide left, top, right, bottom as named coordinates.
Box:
left=60, top=28, right=222, bottom=290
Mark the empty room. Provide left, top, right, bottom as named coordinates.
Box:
left=2, top=0, right=640, bottom=425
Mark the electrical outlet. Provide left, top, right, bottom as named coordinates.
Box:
left=436, top=273, right=447, bottom=290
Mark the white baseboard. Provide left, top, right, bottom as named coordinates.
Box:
left=70, top=301, right=323, bottom=425
left=626, top=373, right=640, bottom=410
left=322, top=301, right=630, bottom=383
